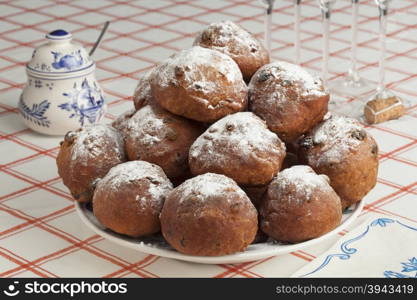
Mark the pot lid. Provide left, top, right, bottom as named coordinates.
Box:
left=27, top=29, right=94, bottom=75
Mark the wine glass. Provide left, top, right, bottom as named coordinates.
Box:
left=259, top=0, right=275, bottom=55
left=367, top=1, right=399, bottom=104
left=317, top=0, right=337, bottom=87
left=294, top=0, right=302, bottom=65
left=329, top=0, right=374, bottom=97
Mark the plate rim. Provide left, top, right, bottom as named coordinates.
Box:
left=75, top=200, right=364, bottom=264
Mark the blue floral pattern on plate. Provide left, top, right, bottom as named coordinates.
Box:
left=300, top=218, right=417, bottom=277
left=18, top=95, right=50, bottom=128
left=58, top=78, right=105, bottom=126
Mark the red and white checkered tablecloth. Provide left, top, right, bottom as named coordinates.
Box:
left=0, top=0, right=416, bottom=278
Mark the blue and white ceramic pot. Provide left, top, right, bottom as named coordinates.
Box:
left=19, top=29, right=107, bottom=135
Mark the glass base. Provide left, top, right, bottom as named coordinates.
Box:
left=367, top=88, right=398, bottom=102
left=328, top=75, right=375, bottom=98
left=367, top=88, right=408, bottom=108
left=328, top=95, right=366, bottom=121
left=328, top=88, right=405, bottom=122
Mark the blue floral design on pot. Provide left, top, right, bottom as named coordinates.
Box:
left=58, top=78, right=105, bottom=126
left=51, top=49, right=84, bottom=70
left=18, top=95, right=51, bottom=128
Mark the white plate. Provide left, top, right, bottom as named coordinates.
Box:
left=75, top=200, right=364, bottom=264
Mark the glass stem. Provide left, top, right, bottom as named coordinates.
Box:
left=348, top=0, right=360, bottom=81
left=294, top=1, right=301, bottom=64
left=378, top=5, right=388, bottom=93
left=321, top=9, right=331, bottom=86
left=265, top=3, right=273, bottom=55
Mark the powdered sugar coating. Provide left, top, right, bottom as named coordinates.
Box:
left=299, top=113, right=378, bottom=208
left=56, top=124, right=126, bottom=203
left=173, top=173, right=248, bottom=205
left=190, top=112, right=284, bottom=166
left=249, top=61, right=326, bottom=100
left=133, top=68, right=154, bottom=110
left=151, top=46, right=248, bottom=122
left=123, top=105, right=202, bottom=179
left=111, top=108, right=135, bottom=133
left=189, top=112, right=286, bottom=185
left=160, top=172, right=258, bottom=256
left=125, top=106, right=166, bottom=151
left=271, top=165, right=332, bottom=205
left=307, top=113, right=366, bottom=166
left=93, top=161, right=173, bottom=236
left=70, top=124, right=125, bottom=165
left=261, top=164, right=342, bottom=243
left=97, top=161, right=172, bottom=201
left=194, top=20, right=264, bottom=60
left=248, top=61, right=329, bottom=143
left=155, top=46, right=244, bottom=95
